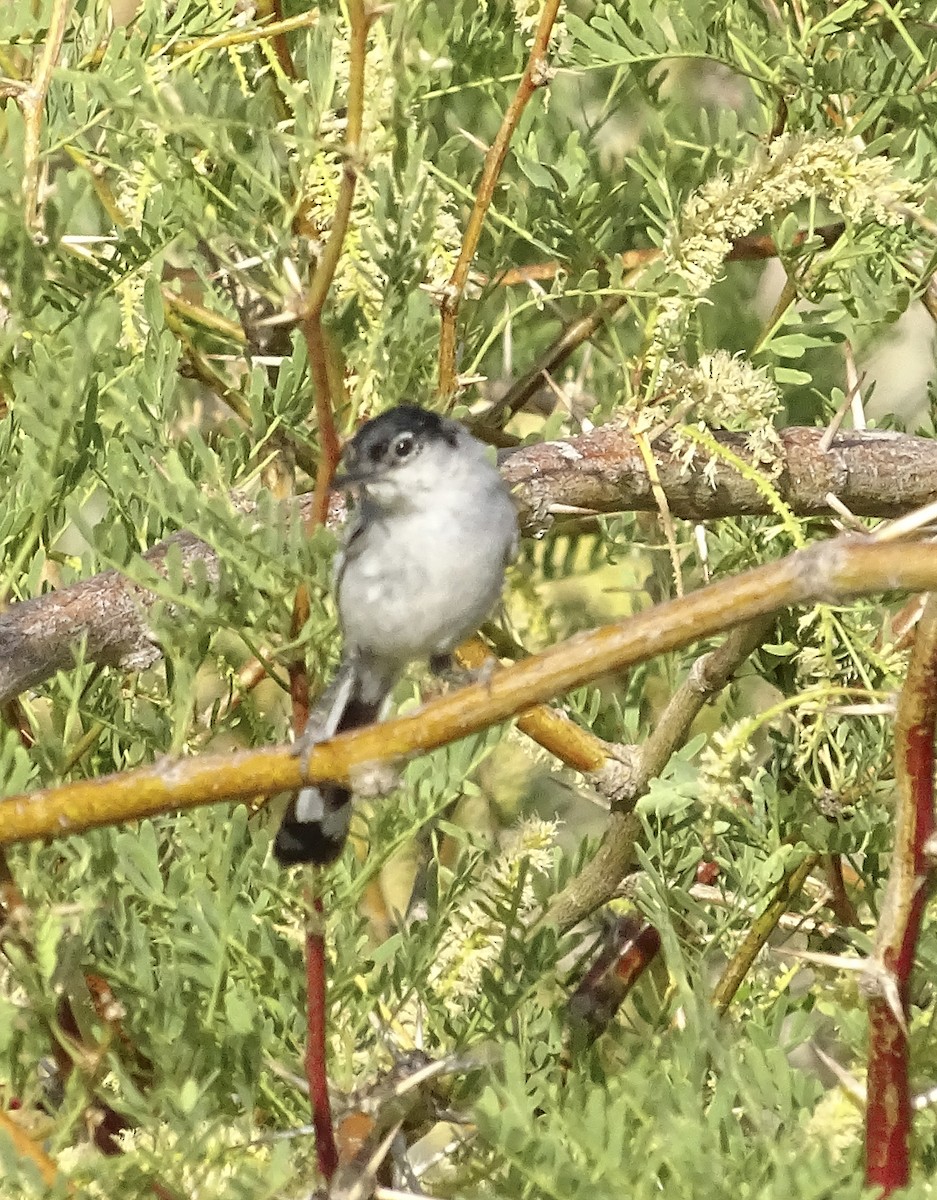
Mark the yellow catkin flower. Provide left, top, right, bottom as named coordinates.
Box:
left=650, top=135, right=915, bottom=353
left=427, top=819, right=557, bottom=999
left=657, top=351, right=781, bottom=430
left=657, top=351, right=783, bottom=470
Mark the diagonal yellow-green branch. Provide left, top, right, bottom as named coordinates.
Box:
left=1, top=535, right=935, bottom=849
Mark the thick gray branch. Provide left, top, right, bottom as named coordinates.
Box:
left=0, top=533, right=222, bottom=704
left=503, top=425, right=937, bottom=528
left=1, top=426, right=935, bottom=703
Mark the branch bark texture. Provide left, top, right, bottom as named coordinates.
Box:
left=504, top=426, right=937, bottom=528
left=1, top=427, right=935, bottom=705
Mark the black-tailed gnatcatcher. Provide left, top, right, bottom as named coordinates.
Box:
left=274, top=404, right=518, bottom=866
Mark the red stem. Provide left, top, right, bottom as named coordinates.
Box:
left=305, top=892, right=338, bottom=1181
left=865, top=596, right=937, bottom=1193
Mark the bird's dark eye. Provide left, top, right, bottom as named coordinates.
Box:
left=393, top=433, right=415, bottom=458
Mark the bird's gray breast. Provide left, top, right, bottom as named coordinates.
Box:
left=337, top=486, right=515, bottom=668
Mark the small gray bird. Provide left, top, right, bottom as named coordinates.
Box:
left=274, top=404, right=518, bottom=866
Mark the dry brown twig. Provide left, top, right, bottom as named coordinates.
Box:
left=437, top=0, right=563, bottom=396
left=485, top=222, right=847, bottom=290
left=286, top=3, right=378, bottom=1181
left=285, top=0, right=373, bottom=737
left=298, top=0, right=376, bottom=528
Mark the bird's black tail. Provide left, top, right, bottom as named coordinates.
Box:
left=273, top=783, right=354, bottom=867
left=274, top=686, right=383, bottom=867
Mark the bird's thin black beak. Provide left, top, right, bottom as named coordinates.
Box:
left=333, top=462, right=387, bottom=490
left=331, top=467, right=364, bottom=490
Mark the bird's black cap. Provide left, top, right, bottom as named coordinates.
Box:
left=336, top=405, right=459, bottom=485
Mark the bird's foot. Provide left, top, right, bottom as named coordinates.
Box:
left=430, top=652, right=497, bottom=690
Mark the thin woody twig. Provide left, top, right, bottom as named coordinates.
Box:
left=873, top=498, right=937, bottom=543
left=7, top=538, right=937, bottom=849
left=711, top=854, right=822, bottom=1013
left=166, top=289, right=320, bottom=480
left=477, top=224, right=846, bottom=428
left=633, top=617, right=775, bottom=804
left=170, top=4, right=310, bottom=68
left=286, top=0, right=372, bottom=711
left=844, top=341, right=867, bottom=432
left=633, top=427, right=684, bottom=599
left=689, top=882, right=841, bottom=938
left=289, top=584, right=313, bottom=736
left=18, top=0, right=73, bottom=231
left=544, top=617, right=775, bottom=931
left=476, top=291, right=629, bottom=427
left=437, top=0, right=562, bottom=396
left=485, top=222, right=846, bottom=288
left=818, top=366, right=866, bottom=454
left=822, top=853, right=862, bottom=929
left=305, top=895, right=338, bottom=1181
left=299, top=0, right=374, bottom=528
left=81, top=5, right=317, bottom=67
left=288, top=5, right=375, bottom=1184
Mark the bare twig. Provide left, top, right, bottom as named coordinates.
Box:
left=822, top=854, right=863, bottom=929
left=305, top=895, right=338, bottom=1180
left=844, top=341, right=867, bottom=432
left=689, top=882, right=842, bottom=938
left=633, top=427, right=684, bottom=598
left=81, top=5, right=318, bottom=67
left=818, top=365, right=866, bottom=454
left=169, top=4, right=312, bottom=67
left=485, top=222, right=846, bottom=289
left=545, top=618, right=775, bottom=930
left=437, top=1, right=562, bottom=396
left=476, top=291, right=629, bottom=427
left=288, top=5, right=376, bottom=1183
left=299, top=1, right=375, bottom=527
